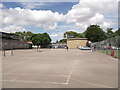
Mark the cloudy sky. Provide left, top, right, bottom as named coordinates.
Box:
left=0, top=0, right=119, bottom=42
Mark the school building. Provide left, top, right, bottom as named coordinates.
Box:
left=67, top=38, right=88, bottom=49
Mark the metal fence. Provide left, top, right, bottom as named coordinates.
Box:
left=91, top=36, right=120, bottom=59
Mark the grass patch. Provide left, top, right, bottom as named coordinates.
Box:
left=98, top=49, right=120, bottom=59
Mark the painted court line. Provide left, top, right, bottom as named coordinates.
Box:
left=3, top=73, right=68, bottom=78
left=54, top=69, right=69, bottom=77
left=66, top=60, right=77, bottom=84
left=77, top=53, right=86, bottom=56
left=2, top=80, right=67, bottom=85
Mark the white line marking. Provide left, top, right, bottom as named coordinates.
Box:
left=2, top=80, right=68, bottom=85
left=77, top=52, right=86, bottom=56
left=3, top=73, right=68, bottom=78
left=54, top=69, right=68, bottom=77
left=66, top=60, right=77, bottom=84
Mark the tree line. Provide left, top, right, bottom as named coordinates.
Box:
left=11, top=25, right=120, bottom=47
left=59, top=25, right=120, bottom=43
left=11, top=31, right=51, bottom=48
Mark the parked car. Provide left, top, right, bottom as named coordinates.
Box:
left=79, top=46, right=91, bottom=50
left=111, top=46, right=117, bottom=50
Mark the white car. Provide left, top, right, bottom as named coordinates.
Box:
left=79, top=46, right=91, bottom=50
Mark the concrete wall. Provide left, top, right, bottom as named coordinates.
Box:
left=67, top=39, right=88, bottom=49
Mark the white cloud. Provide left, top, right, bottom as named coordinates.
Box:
left=2, top=7, right=65, bottom=30
left=66, top=7, right=92, bottom=23
left=50, top=33, right=58, bottom=37
left=0, top=3, right=3, bottom=27
left=80, top=0, right=119, bottom=2
left=21, top=2, right=46, bottom=9
left=65, top=0, right=118, bottom=30
left=1, top=0, right=79, bottom=2
left=1, top=0, right=118, bottom=42
left=50, top=32, right=63, bottom=42
left=67, top=29, right=79, bottom=32
left=43, top=23, right=57, bottom=30
left=0, top=3, right=4, bottom=8
left=101, top=22, right=112, bottom=29
left=2, top=25, right=26, bottom=33
left=89, top=13, right=104, bottom=24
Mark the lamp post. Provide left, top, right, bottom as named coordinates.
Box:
left=65, top=34, right=68, bottom=42
left=3, top=41, right=5, bottom=57
left=11, top=45, right=13, bottom=56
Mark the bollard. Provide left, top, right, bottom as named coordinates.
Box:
left=111, top=50, right=114, bottom=56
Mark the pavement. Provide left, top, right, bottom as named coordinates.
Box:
left=2, top=49, right=118, bottom=88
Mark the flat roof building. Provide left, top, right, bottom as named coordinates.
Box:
left=67, top=38, right=88, bottom=49
left=0, top=32, right=21, bottom=40
left=0, top=32, right=32, bottom=50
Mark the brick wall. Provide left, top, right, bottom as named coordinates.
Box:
left=67, top=39, right=88, bottom=49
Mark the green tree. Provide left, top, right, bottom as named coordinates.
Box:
left=13, top=31, right=33, bottom=41
left=41, top=33, right=52, bottom=48
left=64, top=31, right=85, bottom=38
left=25, top=31, right=34, bottom=41
left=59, top=39, right=67, bottom=43
left=115, top=28, right=120, bottom=36
left=31, top=34, right=43, bottom=46
left=76, top=33, right=85, bottom=38
left=84, top=25, right=107, bottom=42
left=56, top=40, right=59, bottom=43
left=31, top=33, right=51, bottom=48
left=106, top=28, right=115, bottom=38
left=64, top=31, right=78, bottom=38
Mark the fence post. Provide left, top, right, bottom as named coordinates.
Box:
left=3, top=49, right=5, bottom=57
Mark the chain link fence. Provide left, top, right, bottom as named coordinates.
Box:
left=91, top=36, right=120, bottom=59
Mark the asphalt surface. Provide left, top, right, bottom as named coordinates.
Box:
left=2, top=49, right=118, bottom=88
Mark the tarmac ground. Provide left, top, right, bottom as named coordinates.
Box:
left=2, top=49, right=118, bottom=88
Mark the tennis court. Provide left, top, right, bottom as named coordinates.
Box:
left=2, top=49, right=118, bottom=88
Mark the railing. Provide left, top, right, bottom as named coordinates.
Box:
left=91, top=36, right=120, bottom=59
